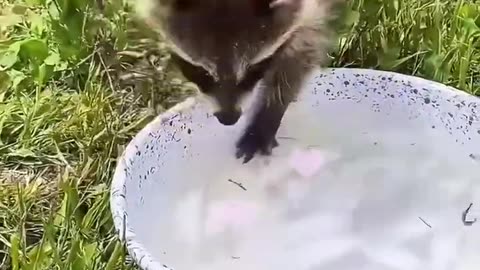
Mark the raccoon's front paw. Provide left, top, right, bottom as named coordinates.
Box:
left=235, top=125, right=279, bottom=164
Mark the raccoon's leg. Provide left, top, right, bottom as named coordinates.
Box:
left=236, top=41, right=316, bottom=163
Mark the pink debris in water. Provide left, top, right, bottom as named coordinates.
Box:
left=205, top=200, right=259, bottom=235
left=289, top=148, right=327, bottom=178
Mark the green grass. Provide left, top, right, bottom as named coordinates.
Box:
left=332, top=0, right=480, bottom=94
left=0, top=0, right=479, bottom=269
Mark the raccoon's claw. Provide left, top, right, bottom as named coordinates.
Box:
left=235, top=126, right=279, bottom=163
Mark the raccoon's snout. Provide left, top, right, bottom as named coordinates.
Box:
left=214, top=109, right=242, bottom=126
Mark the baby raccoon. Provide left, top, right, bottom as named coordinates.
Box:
left=134, top=0, right=342, bottom=163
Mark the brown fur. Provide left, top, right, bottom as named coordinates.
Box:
left=134, top=0, right=343, bottom=163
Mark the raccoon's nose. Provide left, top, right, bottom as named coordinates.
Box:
left=214, top=110, right=241, bottom=126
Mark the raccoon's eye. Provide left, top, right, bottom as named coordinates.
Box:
left=170, top=53, right=215, bottom=92
left=237, top=55, right=275, bottom=90
left=238, top=39, right=290, bottom=90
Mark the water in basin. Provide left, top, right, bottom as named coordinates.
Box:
left=111, top=68, right=480, bottom=270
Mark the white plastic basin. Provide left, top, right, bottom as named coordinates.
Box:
left=110, top=68, right=480, bottom=270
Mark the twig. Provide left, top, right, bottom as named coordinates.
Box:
left=418, top=217, right=432, bottom=228
left=462, top=203, right=477, bottom=226
left=277, top=136, right=296, bottom=140
left=97, top=51, right=115, bottom=92
left=171, top=131, right=181, bottom=142
left=307, top=144, right=322, bottom=148
left=227, top=179, right=247, bottom=191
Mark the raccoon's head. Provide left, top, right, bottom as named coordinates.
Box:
left=170, top=49, right=283, bottom=125
left=135, top=0, right=310, bottom=125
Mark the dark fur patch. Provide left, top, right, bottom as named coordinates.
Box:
left=171, top=39, right=288, bottom=108
left=170, top=53, right=215, bottom=93
left=172, top=0, right=195, bottom=11
left=163, top=0, right=301, bottom=78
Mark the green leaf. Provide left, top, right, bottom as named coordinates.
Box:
left=83, top=243, right=98, bottom=267
left=19, top=39, right=49, bottom=64
left=27, top=11, right=46, bottom=35
left=11, top=5, right=29, bottom=15
left=0, top=71, right=9, bottom=102
left=44, top=52, right=61, bottom=66
left=54, top=195, right=67, bottom=226
left=10, top=233, right=20, bottom=270
left=48, top=2, right=60, bottom=18
left=56, top=60, right=69, bottom=71
left=72, top=0, right=92, bottom=11
left=462, top=18, right=480, bottom=37
left=458, top=3, right=479, bottom=19
left=7, top=69, right=26, bottom=89
left=8, top=41, right=23, bottom=55
left=7, top=148, right=36, bottom=158
left=344, top=9, right=360, bottom=27
left=66, top=237, right=82, bottom=268
left=34, top=63, right=54, bottom=86
left=105, top=241, right=123, bottom=270
left=0, top=51, right=18, bottom=70
left=26, top=242, right=53, bottom=269
left=0, top=14, right=23, bottom=27
left=25, top=0, right=46, bottom=7
left=59, top=175, right=84, bottom=225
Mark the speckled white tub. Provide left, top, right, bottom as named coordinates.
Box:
left=110, top=68, right=480, bottom=270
